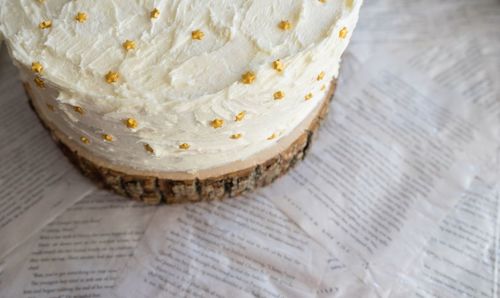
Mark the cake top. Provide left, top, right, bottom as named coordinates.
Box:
left=1, top=0, right=349, bottom=108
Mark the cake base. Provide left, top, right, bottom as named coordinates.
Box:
left=24, top=80, right=336, bottom=204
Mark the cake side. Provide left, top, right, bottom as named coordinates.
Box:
left=26, top=80, right=337, bottom=204
left=0, top=0, right=362, bottom=173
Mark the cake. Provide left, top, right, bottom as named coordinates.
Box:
left=0, top=0, right=362, bottom=204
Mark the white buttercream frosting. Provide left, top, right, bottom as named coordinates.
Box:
left=0, top=0, right=362, bottom=173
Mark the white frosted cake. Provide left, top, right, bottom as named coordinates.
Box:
left=0, top=0, right=362, bottom=203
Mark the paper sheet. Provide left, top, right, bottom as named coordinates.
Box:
left=315, top=4, right=500, bottom=293
left=350, top=0, right=500, bottom=64
left=388, top=165, right=500, bottom=298
left=0, top=190, right=156, bottom=298
left=405, top=38, right=500, bottom=121
left=381, top=19, right=500, bottom=298
left=265, top=52, right=497, bottom=296
left=113, top=192, right=330, bottom=298
left=0, top=46, right=95, bottom=261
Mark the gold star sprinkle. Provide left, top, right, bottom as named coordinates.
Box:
left=321, top=84, right=326, bottom=91
left=39, top=20, right=52, bottom=29
left=305, top=93, right=314, bottom=100
left=272, top=59, right=284, bottom=72
left=73, top=106, right=84, bottom=114
left=317, top=71, right=325, bottom=81
left=267, top=133, right=277, bottom=140
left=34, top=76, right=45, bottom=88
left=179, top=143, right=190, bottom=150
left=191, top=30, right=205, bottom=40
left=46, top=104, right=54, bottom=111
left=319, top=0, right=327, bottom=3
left=278, top=20, right=292, bottom=31
left=345, top=0, right=355, bottom=9
left=125, top=118, right=138, bottom=129
left=235, top=111, right=246, bottom=122
left=339, top=27, right=349, bottom=39
left=105, top=71, right=120, bottom=84
left=31, top=62, right=43, bottom=74
left=122, top=40, right=136, bottom=52
left=150, top=8, right=160, bottom=19
left=80, top=136, right=90, bottom=144
left=273, top=90, right=285, bottom=100
left=230, top=133, right=242, bottom=139
left=75, top=12, right=87, bottom=23
left=241, top=71, right=256, bottom=84
left=144, top=144, right=155, bottom=154
left=102, top=134, right=113, bottom=142
left=210, top=118, right=224, bottom=129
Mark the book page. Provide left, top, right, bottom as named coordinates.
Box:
left=351, top=0, right=500, bottom=64
left=0, top=45, right=95, bottom=260
left=265, top=53, right=497, bottom=296
left=0, top=190, right=156, bottom=298
left=113, top=192, right=329, bottom=298
left=329, top=4, right=500, bottom=295
left=389, top=166, right=500, bottom=298
left=388, top=25, right=500, bottom=298
left=406, top=37, right=500, bottom=120
left=385, top=19, right=500, bottom=298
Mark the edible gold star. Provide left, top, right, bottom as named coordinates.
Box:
left=31, top=62, right=43, bottom=74
left=272, top=59, right=284, bottom=72
left=150, top=8, right=160, bottom=19
left=105, top=71, right=119, bottom=84
left=241, top=71, right=256, bottom=84
left=144, top=144, right=155, bottom=154
left=305, top=93, right=313, bottom=100
left=179, top=143, right=190, bottom=150
left=80, top=136, right=90, bottom=144
left=210, top=118, right=224, bottom=129
left=125, top=118, right=138, bottom=129
left=39, top=20, right=52, bottom=29
left=273, top=90, right=285, bottom=100
left=230, top=133, right=242, bottom=140
left=102, top=134, right=113, bottom=142
left=321, top=84, right=326, bottom=91
left=317, top=71, right=325, bottom=81
left=191, top=30, right=205, bottom=40
left=267, top=133, right=277, bottom=140
left=75, top=12, right=88, bottom=23
left=235, top=111, right=246, bottom=122
left=34, top=76, right=45, bottom=88
left=278, top=20, right=292, bottom=31
left=73, top=106, right=84, bottom=114
left=339, top=27, right=349, bottom=39
left=122, top=40, right=136, bottom=52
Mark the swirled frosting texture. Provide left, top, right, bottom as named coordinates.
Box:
left=0, top=0, right=362, bottom=172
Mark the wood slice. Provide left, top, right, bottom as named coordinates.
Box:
left=24, top=80, right=336, bottom=204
